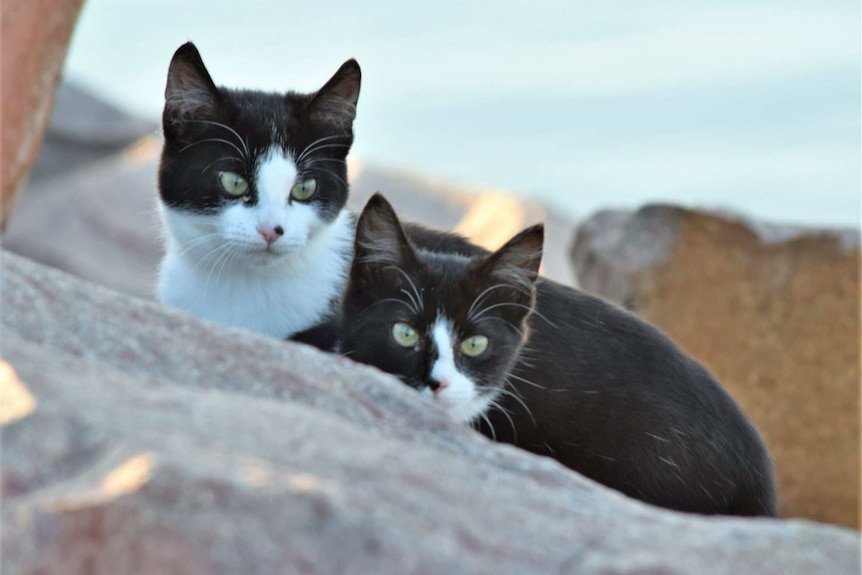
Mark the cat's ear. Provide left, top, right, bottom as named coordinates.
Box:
left=164, top=42, right=222, bottom=120
left=307, top=59, right=361, bottom=129
left=354, top=193, right=416, bottom=269
left=484, top=224, right=544, bottom=293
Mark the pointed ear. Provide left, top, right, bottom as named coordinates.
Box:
left=483, top=224, right=544, bottom=293
left=164, top=42, right=221, bottom=120
left=354, top=193, right=415, bottom=269
left=307, top=59, right=361, bottom=129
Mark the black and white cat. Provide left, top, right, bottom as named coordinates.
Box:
left=157, top=42, right=359, bottom=341
left=341, top=194, right=777, bottom=517
left=341, top=193, right=544, bottom=424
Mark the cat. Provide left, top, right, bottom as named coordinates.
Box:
left=340, top=193, right=778, bottom=518
left=341, top=193, right=544, bottom=424
left=156, top=44, right=777, bottom=517
left=157, top=42, right=359, bottom=344
left=157, top=42, right=482, bottom=346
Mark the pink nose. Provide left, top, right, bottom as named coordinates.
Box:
left=431, top=379, right=449, bottom=396
left=258, top=225, right=284, bottom=244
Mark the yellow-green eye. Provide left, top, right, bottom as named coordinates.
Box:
left=290, top=178, right=318, bottom=201
left=392, top=322, right=419, bottom=348
left=218, top=171, right=249, bottom=197
left=460, top=335, right=489, bottom=357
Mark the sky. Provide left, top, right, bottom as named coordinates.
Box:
left=63, top=0, right=861, bottom=227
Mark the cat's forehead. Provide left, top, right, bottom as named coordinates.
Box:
left=222, top=90, right=335, bottom=152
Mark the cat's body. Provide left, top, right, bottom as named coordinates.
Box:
left=341, top=195, right=777, bottom=517
left=157, top=43, right=359, bottom=340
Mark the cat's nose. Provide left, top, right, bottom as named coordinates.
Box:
left=258, top=225, right=284, bottom=244
left=429, top=378, right=449, bottom=396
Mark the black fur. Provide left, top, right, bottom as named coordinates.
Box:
left=342, top=194, right=777, bottom=517
left=159, top=42, right=359, bottom=221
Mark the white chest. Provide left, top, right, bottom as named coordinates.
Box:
left=158, top=209, right=354, bottom=338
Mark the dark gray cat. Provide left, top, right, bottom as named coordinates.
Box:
left=340, top=193, right=777, bottom=517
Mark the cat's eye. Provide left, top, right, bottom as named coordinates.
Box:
left=218, top=171, right=249, bottom=198
left=392, top=322, right=420, bottom=348
left=290, top=178, right=318, bottom=201
left=460, top=335, right=489, bottom=357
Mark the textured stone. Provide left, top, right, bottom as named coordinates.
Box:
left=2, top=250, right=859, bottom=574
left=26, top=82, right=158, bottom=186
left=0, top=0, right=85, bottom=227
left=572, top=205, right=861, bottom=529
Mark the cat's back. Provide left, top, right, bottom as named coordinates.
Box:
left=489, top=278, right=777, bottom=516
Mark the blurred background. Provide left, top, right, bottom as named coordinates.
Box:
left=62, top=0, right=860, bottom=226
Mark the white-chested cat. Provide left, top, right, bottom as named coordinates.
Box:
left=340, top=193, right=778, bottom=518
left=157, top=42, right=359, bottom=346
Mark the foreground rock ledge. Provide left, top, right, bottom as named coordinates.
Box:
left=1, top=252, right=858, bottom=574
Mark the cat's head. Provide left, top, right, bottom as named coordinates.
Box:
left=158, top=42, right=360, bottom=268
left=340, top=194, right=544, bottom=424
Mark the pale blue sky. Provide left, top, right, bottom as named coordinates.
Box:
left=64, top=1, right=861, bottom=226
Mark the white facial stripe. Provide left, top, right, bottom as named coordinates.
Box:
left=255, top=145, right=297, bottom=229
left=210, top=144, right=325, bottom=255
left=256, top=145, right=298, bottom=204
left=429, top=317, right=490, bottom=424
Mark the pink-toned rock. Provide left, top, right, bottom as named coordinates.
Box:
left=1, top=0, right=85, bottom=227
left=2, top=250, right=859, bottom=574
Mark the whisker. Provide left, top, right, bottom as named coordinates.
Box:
left=180, top=119, right=250, bottom=158
left=506, top=372, right=546, bottom=390
left=383, top=265, right=424, bottom=314
left=200, top=156, right=241, bottom=175
left=477, top=411, right=497, bottom=442
left=356, top=297, right=417, bottom=318
left=467, top=284, right=509, bottom=320
left=472, top=315, right=524, bottom=336
left=482, top=396, right=518, bottom=441
left=399, top=288, right=421, bottom=315
left=473, top=301, right=558, bottom=328
left=179, top=137, right=245, bottom=160
left=494, top=387, right=537, bottom=427
left=297, top=136, right=350, bottom=163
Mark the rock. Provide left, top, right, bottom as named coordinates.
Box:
left=2, top=251, right=859, bottom=574
left=2, top=138, right=164, bottom=300
left=26, top=82, right=158, bottom=186
left=0, top=0, right=85, bottom=227
left=571, top=205, right=861, bottom=529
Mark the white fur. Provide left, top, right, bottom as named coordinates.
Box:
left=158, top=145, right=353, bottom=338
left=428, top=317, right=492, bottom=424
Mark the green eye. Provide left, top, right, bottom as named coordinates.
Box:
left=392, top=322, right=420, bottom=348
left=218, top=171, right=249, bottom=197
left=290, top=178, right=318, bottom=201
left=460, top=335, right=489, bottom=357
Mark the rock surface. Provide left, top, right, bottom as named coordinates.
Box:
left=1, top=0, right=85, bottom=227
left=572, top=205, right=861, bottom=529
left=2, top=250, right=859, bottom=573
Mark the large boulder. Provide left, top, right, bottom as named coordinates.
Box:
left=0, top=0, right=85, bottom=227
left=1, top=251, right=859, bottom=573
left=572, top=206, right=860, bottom=529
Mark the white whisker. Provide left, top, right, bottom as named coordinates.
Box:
left=182, top=119, right=250, bottom=158
left=383, top=265, right=424, bottom=315
left=467, top=283, right=508, bottom=320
